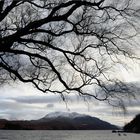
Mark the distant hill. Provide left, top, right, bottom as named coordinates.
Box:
left=0, top=112, right=118, bottom=130
left=124, top=114, right=140, bottom=133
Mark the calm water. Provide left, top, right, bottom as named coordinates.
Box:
left=0, top=130, right=139, bottom=140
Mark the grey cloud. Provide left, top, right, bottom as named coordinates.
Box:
left=0, top=109, right=47, bottom=120
left=0, top=99, right=25, bottom=110
left=11, top=95, right=61, bottom=104
left=125, top=99, right=140, bottom=107
left=0, top=99, right=50, bottom=120
left=10, top=94, right=87, bottom=104
left=46, top=103, right=54, bottom=108
left=0, top=99, right=46, bottom=116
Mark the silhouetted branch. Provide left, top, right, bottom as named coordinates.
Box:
left=0, top=0, right=140, bottom=108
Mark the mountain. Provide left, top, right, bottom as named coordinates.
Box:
left=40, top=112, right=118, bottom=130
left=0, top=112, right=118, bottom=130
left=124, top=114, right=140, bottom=133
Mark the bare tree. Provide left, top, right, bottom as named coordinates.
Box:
left=0, top=0, right=140, bottom=108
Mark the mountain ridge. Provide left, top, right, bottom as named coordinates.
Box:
left=0, top=112, right=118, bottom=130
left=123, top=114, right=140, bottom=133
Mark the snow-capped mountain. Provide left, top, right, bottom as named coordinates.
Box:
left=39, top=112, right=118, bottom=130
left=0, top=112, right=118, bottom=130
left=44, top=112, right=86, bottom=119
